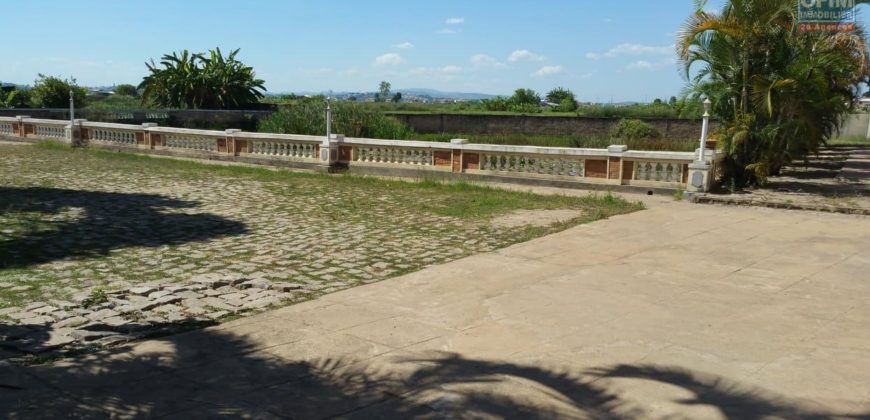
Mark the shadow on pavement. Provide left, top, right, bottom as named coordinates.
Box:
left=2, top=323, right=865, bottom=419
left=0, top=187, right=247, bottom=269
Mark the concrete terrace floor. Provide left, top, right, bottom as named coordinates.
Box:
left=3, top=196, right=869, bottom=419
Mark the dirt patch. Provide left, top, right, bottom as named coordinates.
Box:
left=491, top=209, right=583, bottom=229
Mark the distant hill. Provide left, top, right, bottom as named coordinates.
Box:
left=274, top=88, right=499, bottom=101
left=397, top=88, right=498, bottom=100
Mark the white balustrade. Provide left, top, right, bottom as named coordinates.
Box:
left=353, top=146, right=433, bottom=165
left=164, top=134, right=217, bottom=152
left=90, top=128, right=136, bottom=145
left=250, top=140, right=316, bottom=159
left=480, top=153, right=585, bottom=177
left=633, top=160, right=683, bottom=183
left=34, top=125, right=66, bottom=139
left=0, top=123, right=13, bottom=135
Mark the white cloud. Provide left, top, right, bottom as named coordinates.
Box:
left=626, top=60, right=654, bottom=70
left=532, top=65, right=564, bottom=77
left=470, top=54, right=504, bottom=67
left=407, top=66, right=463, bottom=76
left=440, top=65, right=463, bottom=74
left=508, top=49, right=545, bottom=62
left=436, top=28, right=459, bottom=34
left=603, top=43, right=673, bottom=58
left=374, top=53, right=404, bottom=66
left=625, top=58, right=676, bottom=71
left=394, top=42, right=414, bottom=49
left=445, top=17, right=465, bottom=25
left=585, top=52, right=601, bottom=60
left=579, top=72, right=594, bottom=80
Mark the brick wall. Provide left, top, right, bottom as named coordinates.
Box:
left=386, top=113, right=714, bottom=139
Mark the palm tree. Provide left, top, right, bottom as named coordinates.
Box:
left=678, top=0, right=870, bottom=185
left=139, top=48, right=265, bottom=110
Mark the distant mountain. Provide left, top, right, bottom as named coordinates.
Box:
left=274, top=88, right=499, bottom=101
left=397, top=88, right=498, bottom=100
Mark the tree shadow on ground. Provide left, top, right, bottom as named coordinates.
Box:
left=0, top=187, right=247, bottom=269
left=2, top=323, right=866, bottom=419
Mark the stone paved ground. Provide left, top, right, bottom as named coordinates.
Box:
left=0, top=142, right=638, bottom=359
left=698, top=145, right=870, bottom=213
left=3, top=196, right=868, bottom=418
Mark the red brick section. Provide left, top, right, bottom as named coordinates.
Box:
left=13, top=123, right=20, bottom=136
left=217, top=139, right=228, bottom=153
left=683, top=164, right=689, bottom=183
left=234, top=139, right=248, bottom=155
left=585, top=160, right=607, bottom=178
left=24, top=124, right=34, bottom=136
left=339, top=146, right=352, bottom=162
left=622, top=160, right=634, bottom=180
left=463, top=153, right=480, bottom=170
left=452, top=150, right=462, bottom=172
left=150, top=133, right=162, bottom=147
left=80, top=129, right=90, bottom=141
left=135, top=132, right=145, bottom=145
left=434, top=151, right=452, bottom=167
left=608, top=157, right=621, bottom=179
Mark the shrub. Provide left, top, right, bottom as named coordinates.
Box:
left=557, top=97, right=578, bottom=112
left=510, top=88, right=540, bottom=106
left=259, top=97, right=415, bottom=139
left=114, top=84, right=139, bottom=97
left=610, top=119, right=662, bottom=140
left=1, top=89, right=31, bottom=108
left=30, top=74, right=87, bottom=108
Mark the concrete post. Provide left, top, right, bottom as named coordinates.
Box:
left=225, top=129, right=241, bottom=155
left=607, top=145, right=628, bottom=184
left=687, top=99, right=713, bottom=194
left=451, top=138, right=468, bottom=172
left=15, top=116, right=30, bottom=137
left=142, top=123, right=158, bottom=148
left=69, top=119, right=87, bottom=147
left=319, top=134, right=343, bottom=172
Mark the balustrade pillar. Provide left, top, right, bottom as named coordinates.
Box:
left=142, top=123, right=158, bottom=148
left=225, top=129, right=241, bottom=155
left=607, top=145, right=628, bottom=185
left=70, top=119, right=87, bottom=147
left=16, top=116, right=30, bottom=137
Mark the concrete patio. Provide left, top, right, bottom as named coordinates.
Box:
left=3, top=199, right=869, bottom=419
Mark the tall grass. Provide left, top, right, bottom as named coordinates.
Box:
left=259, top=99, right=414, bottom=139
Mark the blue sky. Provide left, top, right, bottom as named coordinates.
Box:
left=5, top=1, right=869, bottom=101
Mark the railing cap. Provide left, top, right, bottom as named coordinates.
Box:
left=450, top=138, right=469, bottom=145
left=225, top=128, right=242, bottom=134
left=607, top=145, right=629, bottom=154
left=142, top=123, right=158, bottom=128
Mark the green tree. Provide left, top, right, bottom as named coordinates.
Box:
left=679, top=0, right=870, bottom=185
left=139, top=48, right=265, bottom=109
left=377, top=81, right=391, bottom=103
left=114, top=84, right=138, bottom=97
left=1, top=89, right=31, bottom=108
left=510, top=88, right=540, bottom=106
left=547, top=87, right=577, bottom=112
left=611, top=118, right=662, bottom=140
left=391, top=92, right=402, bottom=103
left=30, top=74, right=87, bottom=108
left=546, top=87, right=574, bottom=103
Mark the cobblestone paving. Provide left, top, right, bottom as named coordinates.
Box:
left=698, top=146, right=870, bottom=214
left=0, top=144, right=636, bottom=360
